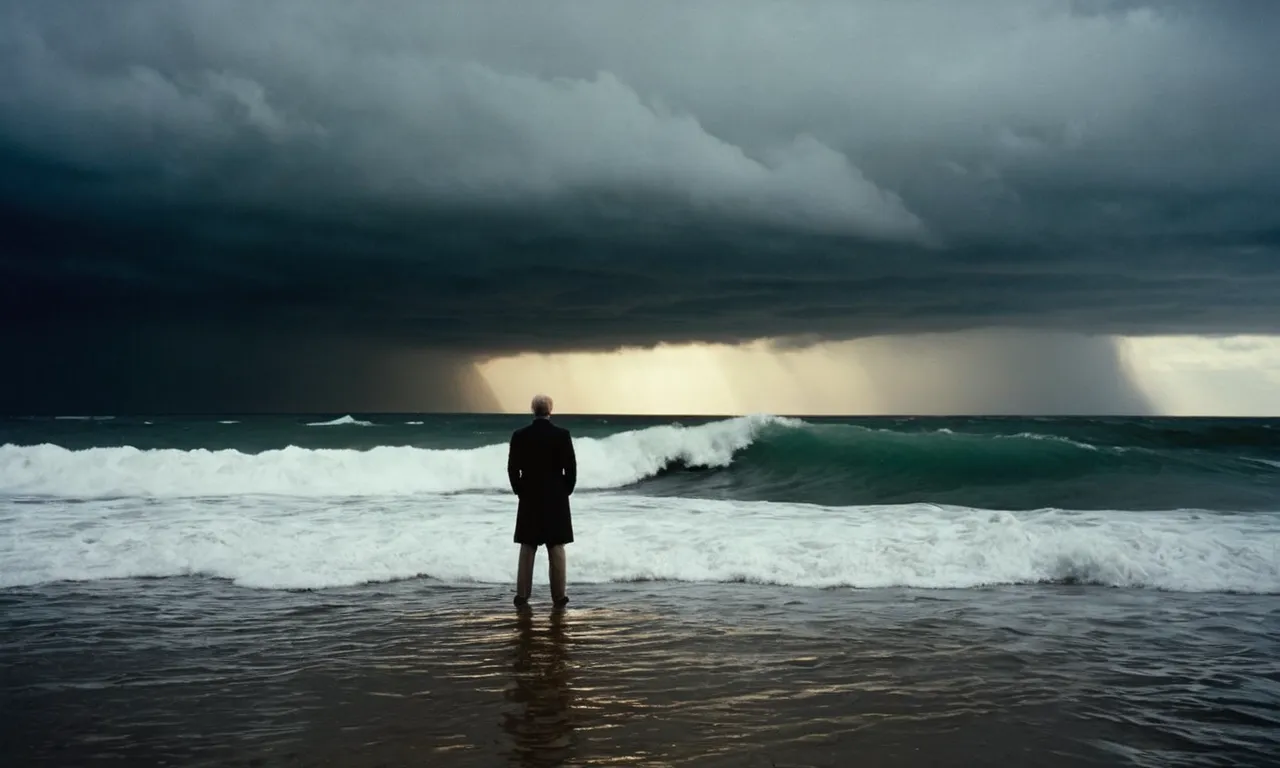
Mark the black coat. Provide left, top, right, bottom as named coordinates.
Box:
left=507, top=418, right=577, bottom=546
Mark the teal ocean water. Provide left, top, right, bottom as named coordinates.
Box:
left=3, top=413, right=1279, bottom=590
left=6, top=414, right=1280, bottom=509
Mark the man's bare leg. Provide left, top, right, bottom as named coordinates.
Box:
left=515, top=544, right=537, bottom=605
left=548, top=544, right=567, bottom=605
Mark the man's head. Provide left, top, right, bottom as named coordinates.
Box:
left=531, top=393, right=554, bottom=418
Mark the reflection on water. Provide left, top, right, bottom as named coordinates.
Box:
left=2, top=580, right=1278, bottom=768
left=503, top=609, right=576, bottom=766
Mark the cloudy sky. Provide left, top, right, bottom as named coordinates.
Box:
left=2, top=0, right=1278, bottom=414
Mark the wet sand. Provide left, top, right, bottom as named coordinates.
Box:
left=3, top=579, right=1277, bottom=767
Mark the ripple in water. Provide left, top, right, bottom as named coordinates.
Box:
left=2, top=579, right=1277, bottom=767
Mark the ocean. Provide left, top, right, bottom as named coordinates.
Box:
left=2, top=414, right=1278, bottom=766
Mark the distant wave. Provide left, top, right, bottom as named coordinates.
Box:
left=3, top=494, right=1276, bottom=594
left=1244, top=457, right=1280, bottom=470
left=218, top=420, right=241, bottom=425
left=305, top=415, right=374, bottom=427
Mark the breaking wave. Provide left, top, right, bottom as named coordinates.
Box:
left=4, top=415, right=1280, bottom=510
left=0, top=415, right=786, bottom=498
left=306, top=415, right=374, bottom=427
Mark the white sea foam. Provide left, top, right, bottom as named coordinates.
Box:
left=1243, top=457, right=1280, bottom=471
left=306, top=415, right=375, bottom=427
left=995, top=432, right=1102, bottom=451
left=2, top=494, right=1276, bottom=594
left=0, top=415, right=790, bottom=498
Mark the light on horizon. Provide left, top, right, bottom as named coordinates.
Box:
left=477, top=332, right=1280, bottom=417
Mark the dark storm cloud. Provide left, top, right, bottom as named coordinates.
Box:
left=3, top=325, right=500, bottom=414
left=1, top=0, right=1278, bottom=408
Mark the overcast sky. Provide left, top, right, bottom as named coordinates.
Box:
left=2, top=1, right=1277, bottom=413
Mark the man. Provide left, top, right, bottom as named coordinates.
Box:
left=507, top=393, right=577, bottom=609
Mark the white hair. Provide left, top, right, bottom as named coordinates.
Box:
left=530, top=393, right=554, bottom=417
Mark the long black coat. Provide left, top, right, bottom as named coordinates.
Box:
left=507, top=418, right=577, bottom=546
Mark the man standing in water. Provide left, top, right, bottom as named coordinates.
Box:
left=507, top=394, right=577, bottom=609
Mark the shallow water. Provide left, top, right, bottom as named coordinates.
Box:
left=3, top=579, right=1277, bottom=767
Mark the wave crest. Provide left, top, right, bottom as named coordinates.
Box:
left=306, top=415, right=374, bottom=427
left=0, top=415, right=791, bottom=498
